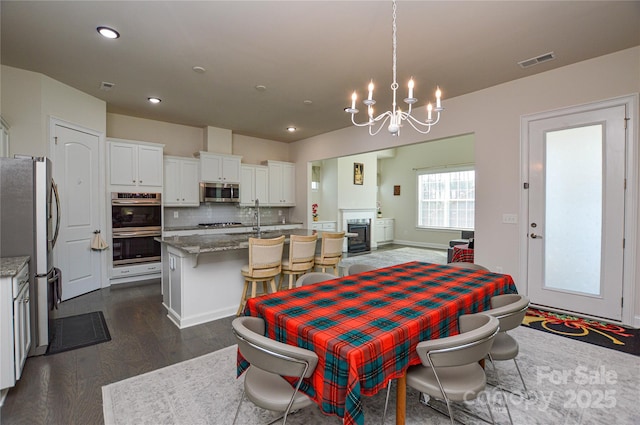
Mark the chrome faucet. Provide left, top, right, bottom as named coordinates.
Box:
left=253, top=199, right=261, bottom=236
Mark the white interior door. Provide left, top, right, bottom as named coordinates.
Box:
left=527, top=104, right=626, bottom=321
left=52, top=124, right=102, bottom=300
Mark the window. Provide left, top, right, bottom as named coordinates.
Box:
left=311, top=165, right=321, bottom=191
left=417, top=167, right=475, bottom=230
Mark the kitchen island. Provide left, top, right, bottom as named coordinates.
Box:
left=156, top=229, right=338, bottom=328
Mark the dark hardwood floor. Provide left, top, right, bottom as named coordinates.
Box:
left=0, top=279, right=235, bottom=425
left=0, top=244, right=423, bottom=424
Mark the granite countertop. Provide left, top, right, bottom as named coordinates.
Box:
left=0, top=256, right=30, bottom=278
left=156, top=228, right=348, bottom=255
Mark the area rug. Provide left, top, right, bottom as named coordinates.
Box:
left=102, top=326, right=640, bottom=424
left=339, top=247, right=446, bottom=272
left=523, top=308, right=639, bottom=356
left=46, top=311, right=111, bottom=355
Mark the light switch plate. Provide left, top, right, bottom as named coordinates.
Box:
left=173, top=211, right=179, bottom=219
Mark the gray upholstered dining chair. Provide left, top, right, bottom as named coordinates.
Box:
left=279, top=234, right=318, bottom=290
left=447, top=262, right=489, bottom=271
left=346, top=263, right=377, bottom=275
left=295, top=272, right=336, bottom=287
left=232, top=316, right=319, bottom=425
left=382, top=313, right=500, bottom=425
left=484, top=293, right=531, bottom=397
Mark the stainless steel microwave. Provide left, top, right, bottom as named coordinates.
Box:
left=199, top=182, right=240, bottom=203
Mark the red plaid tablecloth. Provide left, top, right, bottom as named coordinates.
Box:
left=451, top=244, right=474, bottom=263
left=238, top=261, right=517, bottom=425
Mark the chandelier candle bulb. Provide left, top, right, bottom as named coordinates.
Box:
left=351, top=91, right=357, bottom=109
left=427, top=103, right=433, bottom=121
left=408, top=79, right=414, bottom=99
left=368, top=81, right=374, bottom=100
left=436, top=87, right=442, bottom=109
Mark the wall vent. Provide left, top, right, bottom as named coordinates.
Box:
left=518, top=52, right=556, bottom=69
left=100, top=81, right=115, bottom=91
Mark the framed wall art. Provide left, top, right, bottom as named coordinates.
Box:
left=354, top=162, right=364, bottom=185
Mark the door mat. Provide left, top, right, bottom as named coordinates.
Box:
left=46, top=311, right=111, bottom=355
left=523, top=308, right=639, bottom=356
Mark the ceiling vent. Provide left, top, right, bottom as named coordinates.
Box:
left=100, top=81, right=115, bottom=91
left=518, top=52, right=556, bottom=69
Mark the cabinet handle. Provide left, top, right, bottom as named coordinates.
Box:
left=24, top=297, right=30, bottom=303
left=132, top=180, right=136, bottom=183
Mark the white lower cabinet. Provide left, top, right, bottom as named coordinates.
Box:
left=1, top=259, right=31, bottom=391
left=311, top=221, right=337, bottom=231
left=375, top=218, right=394, bottom=244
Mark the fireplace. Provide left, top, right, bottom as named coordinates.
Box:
left=347, top=219, right=371, bottom=253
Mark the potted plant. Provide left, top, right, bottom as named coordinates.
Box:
left=377, top=202, right=382, bottom=217
left=312, top=203, right=318, bottom=221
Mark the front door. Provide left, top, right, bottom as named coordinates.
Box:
left=526, top=102, right=627, bottom=321
left=51, top=122, right=102, bottom=300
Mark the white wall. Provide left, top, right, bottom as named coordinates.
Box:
left=1, top=65, right=106, bottom=157
left=107, top=113, right=203, bottom=157
left=233, top=134, right=289, bottom=164
left=106, top=113, right=290, bottom=162
left=379, top=134, right=475, bottom=248
left=290, top=47, right=640, bottom=299
left=337, top=152, right=378, bottom=210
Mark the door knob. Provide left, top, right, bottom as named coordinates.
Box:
left=530, top=233, right=543, bottom=239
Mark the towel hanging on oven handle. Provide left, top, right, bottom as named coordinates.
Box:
left=91, top=230, right=109, bottom=251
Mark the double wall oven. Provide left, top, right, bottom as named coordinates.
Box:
left=111, top=193, right=161, bottom=267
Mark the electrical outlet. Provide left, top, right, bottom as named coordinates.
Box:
left=502, top=213, right=518, bottom=224
left=173, top=211, right=179, bottom=219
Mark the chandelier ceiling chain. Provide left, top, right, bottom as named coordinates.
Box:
left=346, top=0, right=444, bottom=136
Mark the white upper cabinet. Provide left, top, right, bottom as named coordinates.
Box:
left=198, top=152, right=241, bottom=183
left=240, top=164, right=269, bottom=206
left=164, top=156, right=199, bottom=207
left=108, top=139, right=164, bottom=192
left=266, top=160, right=295, bottom=206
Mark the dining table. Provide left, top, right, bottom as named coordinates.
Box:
left=238, top=261, right=518, bottom=425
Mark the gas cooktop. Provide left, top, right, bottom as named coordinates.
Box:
left=198, top=222, right=243, bottom=228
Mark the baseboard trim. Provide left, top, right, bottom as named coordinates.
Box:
left=391, top=240, right=448, bottom=251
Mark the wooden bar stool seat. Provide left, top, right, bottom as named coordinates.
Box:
left=237, top=235, right=285, bottom=316
left=279, top=234, right=318, bottom=290
left=314, top=231, right=345, bottom=276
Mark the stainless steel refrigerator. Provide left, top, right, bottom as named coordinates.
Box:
left=0, top=156, right=61, bottom=356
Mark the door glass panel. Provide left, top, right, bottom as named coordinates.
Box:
left=545, top=125, right=602, bottom=295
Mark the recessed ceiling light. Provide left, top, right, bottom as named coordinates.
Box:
left=303, top=100, right=313, bottom=105
left=286, top=127, right=296, bottom=132
left=97, top=26, right=120, bottom=39
left=192, top=66, right=206, bottom=74
left=147, top=97, right=161, bottom=104
left=255, top=85, right=267, bottom=92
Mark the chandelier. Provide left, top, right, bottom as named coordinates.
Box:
left=345, top=0, right=443, bottom=136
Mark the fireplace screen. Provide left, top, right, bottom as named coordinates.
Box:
left=347, top=219, right=371, bottom=253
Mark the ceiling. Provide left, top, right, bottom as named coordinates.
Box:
left=2, top=1, right=639, bottom=143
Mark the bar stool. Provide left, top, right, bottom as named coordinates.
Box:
left=237, top=235, right=285, bottom=316
left=279, top=234, right=318, bottom=290
left=314, top=231, right=345, bottom=276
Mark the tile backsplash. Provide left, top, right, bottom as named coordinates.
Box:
left=163, top=204, right=290, bottom=228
